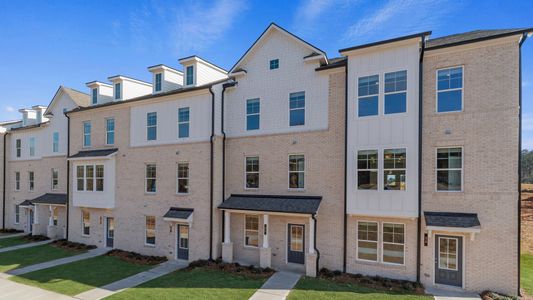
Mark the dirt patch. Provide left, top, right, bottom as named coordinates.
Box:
left=0, top=228, right=23, bottom=234
left=51, top=239, right=96, bottom=251
left=522, top=189, right=533, bottom=254
left=105, top=249, right=167, bottom=265
left=481, top=290, right=519, bottom=300
left=187, top=259, right=275, bottom=280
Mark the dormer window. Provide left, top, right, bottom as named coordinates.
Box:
left=155, top=73, right=162, bottom=92
left=186, top=66, right=194, bottom=85
left=270, top=59, right=279, bottom=70
left=114, top=83, right=121, bottom=100
left=92, top=88, right=98, bottom=104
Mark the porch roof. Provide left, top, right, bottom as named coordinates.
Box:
left=68, top=148, right=118, bottom=159
left=163, top=207, right=193, bottom=222
left=18, top=200, right=33, bottom=207
left=30, top=193, right=67, bottom=206
left=219, top=194, right=322, bottom=215
left=424, top=211, right=480, bottom=228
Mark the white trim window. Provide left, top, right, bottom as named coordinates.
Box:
left=29, top=137, right=36, bottom=157
left=16, top=139, right=21, bottom=158
left=52, top=208, right=58, bottom=226
left=28, top=171, right=34, bottom=191
left=15, top=171, right=20, bottom=191
left=383, top=148, right=406, bottom=190
left=145, top=216, right=156, bottom=245
left=246, top=98, right=260, bottom=131
left=438, top=237, right=458, bottom=270
left=357, top=221, right=378, bottom=261
left=382, top=223, right=405, bottom=265
left=76, top=165, right=104, bottom=192
left=155, top=73, right=162, bottom=92
left=106, top=118, right=115, bottom=145
left=82, top=210, right=90, bottom=236
left=289, top=155, right=305, bottom=189
left=114, top=83, right=121, bottom=100
left=186, top=66, right=194, bottom=85
left=437, top=66, right=463, bottom=113
left=91, top=88, right=98, bottom=105
left=436, top=147, right=462, bottom=191
left=147, top=112, right=157, bottom=141
left=51, top=168, right=59, bottom=190
left=52, top=132, right=59, bottom=153
left=358, top=75, right=379, bottom=117
left=15, top=205, right=20, bottom=224
left=176, top=162, right=189, bottom=194
left=289, top=92, right=305, bottom=126
left=269, top=59, right=279, bottom=70
left=384, top=70, right=407, bottom=114
left=244, top=215, right=259, bottom=247
left=146, top=164, right=157, bottom=193
left=245, top=156, right=259, bottom=189
left=95, top=165, right=104, bottom=191
left=357, top=150, right=378, bottom=190
left=83, top=121, right=91, bottom=147
left=178, top=107, right=190, bottom=138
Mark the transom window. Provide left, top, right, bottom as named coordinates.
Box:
left=53, top=132, right=59, bottom=153
left=106, top=118, right=115, bottom=145
left=51, top=168, right=59, bottom=190
left=177, top=162, right=189, bottom=194
left=145, top=216, right=156, bottom=245
left=438, top=237, right=458, bottom=270
left=437, top=67, right=463, bottom=113
left=29, top=137, right=35, bottom=157
left=83, top=121, right=91, bottom=147
left=384, top=70, right=407, bottom=114
left=82, top=210, right=90, bottom=236
left=146, top=164, right=157, bottom=193
left=16, top=139, right=21, bottom=158
left=269, top=59, right=279, bottom=70
left=244, top=215, right=259, bottom=247
left=245, top=156, right=259, bottom=189
left=289, top=92, right=305, bottom=126
left=289, top=155, right=305, bottom=189
left=28, top=171, right=34, bottom=191
left=383, top=149, right=406, bottom=190
left=147, top=112, right=157, bottom=141
left=358, top=75, right=379, bottom=117
left=357, top=150, right=378, bottom=190
left=15, top=172, right=20, bottom=191
left=186, top=66, right=194, bottom=85
left=382, top=223, right=405, bottom=264
left=76, top=165, right=104, bottom=192
left=155, top=73, right=162, bottom=92
left=357, top=221, right=378, bottom=261
left=114, top=83, right=121, bottom=100
left=436, top=147, right=462, bottom=191
left=246, top=99, right=260, bottom=131
left=92, top=88, right=97, bottom=104
left=178, top=107, right=190, bottom=138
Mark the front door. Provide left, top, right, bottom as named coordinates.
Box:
left=106, top=217, right=115, bottom=248
left=287, top=224, right=305, bottom=264
left=28, top=209, right=34, bottom=233
left=177, top=225, right=189, bottom=260
left=435, top=235, right=463, bottom=287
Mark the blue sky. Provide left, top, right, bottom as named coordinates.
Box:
left=0, top=0, right=532, bottom=146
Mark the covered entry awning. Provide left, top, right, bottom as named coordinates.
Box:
left=218, top=194, right=322, bottom=215
left=29, top=193, right=67, bottom=206
left=18, top=200, right=34, bottom=208
left=68, top=148, right=118, bottom=160
left=163, top=207, right=193, bottom=224
left=424, top=211, right=481, bottom=240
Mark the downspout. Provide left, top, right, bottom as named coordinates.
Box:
left=209, top=87, right=215, bottom=260
left=343, top=59, right=348, bottom=273
left=416, top=36, right=426, bottom=283
left=65, top=112, right=70, bottom=241
left=312, top=213, right=320, bottom=276
left=2, top=132, right=7, bottom=229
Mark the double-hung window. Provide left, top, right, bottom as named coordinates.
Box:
left=382, top=223, right=405, bottom=264
left=114, top=83, right=121, bottom=100
left=146, top=164, right=157, bottom=193
left=155, top=73, right=162, bottom=92
left=15, top=205, right=20, bottom=224
left=51, top=168, right=59, bottom=190
left=269, top=59, right=279, bottom=70
left=383, top=149, right=406, bottom=190
left=95, top=165, right=104, bottom=191
left=246, top=99, right=260, bottom=131
left=76, top=165, right=104, bottom=191
left=29, top=137, right=35, bottom=157
left=289, top=92, right=305, bottom=126
left=178, top=107, right=190, bottom=138
left=245, top=156, right=259, bottom=189
left=83, top=121, right=91, bottom=147
left=357, top=150, right=378, bottom=190
left=357, top=221, right=378, bottom=261
left=53, top=132, right=59, bottom=153
left=82, top=211, right=90, bottom=236
left=384, top=70, right=407, bottom=114
left=28, top=171, right=34, bottom=191
left=16, top=139, right=21, bottom=158
left=186, top=66, right=194, bottom=85
left=437, top=67, right=463, bottom=113
left=92, top=88, right=97, bottom=105
left=289, top=155, right=305, bottom=189
left=358, top=75, right=379, bottom=117
left=52, top=208, right=58, bottom=226
left=145, top=216, right=156, bottom=245
left=106, top=118, right=115, bottom=145
left=147, top=112, right=157, bottom=141
left=86, top=166, right=94, bottom=191
left=15, top=172, right=20, bottom=191
left=436, top=147, right=462, bottom=191
left=244, top=215, right=259, bottom=247
left=177, top=162, right=189, bottom=194
left=76, top=166, right=85, bottom=191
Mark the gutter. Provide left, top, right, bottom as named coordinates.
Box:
left=2, top=132, right=7, bottom=229
left=209, top=88, right=215, bottom=260
left=65, top=112, right=70, bottom=240
left=342, top=59, right=348, bottom=273
left=312, top=213, right=320, bottom=276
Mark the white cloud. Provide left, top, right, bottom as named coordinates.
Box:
left=524, top=80, right=531, bottom=88
left=294, top=0, right=336, bottom=24
left=5, top=106, right=14, bottom=113
left=292, top=0, right=356, bottom=35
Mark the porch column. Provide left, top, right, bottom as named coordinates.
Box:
left=262, top=214, right=269, bottom=248
left=308, top=216, right=315, bottom=254
left=33, top=207, right=38, bottom=224
left=222, top=211, right=233, bottom=263
left=48, top=205, right=54, bottom=226
left=224, top=211, right=230, bottom=243
left=259, top=214, right=271, bottom=268
left=305, top=216, right=317, bottom=277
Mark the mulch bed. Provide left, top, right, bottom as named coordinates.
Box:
left=23, top=234, right=49, bottom=242
left=105, top=249, right=168, bottom=265
left=0, top=229, right=23, bottom=234
left=317, top=268, right=426, bottom=295
left=481, top=290, right=519, bottom=300
left=51, top=239, right=97, bottom=251
left=187, top=259, right=275, bottom=279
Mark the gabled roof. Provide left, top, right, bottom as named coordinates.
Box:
left=219, top=194, right=322, bottom=215
left=229, top=23, right=328, bottom=73
left=44, top=86, right=90, bottom=116
left=339, top=31, right=431, bottom=54
left=426, top=28, right=533, bottom=50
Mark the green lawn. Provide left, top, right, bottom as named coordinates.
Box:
left=10, top=255, right=152, bottom=296
left=522, top=253, right=533, bottom=296
left=0, top=244, right=84, bottom=273
left=105, top=267, right=268, bottom=300
left=287, top=277, right=431, bottom=300
left=0, top=236, right=30, bottom=248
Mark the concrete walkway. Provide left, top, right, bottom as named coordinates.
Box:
left=249, top=271, right=301, bottom=300
left=74, top=260, right=188, bottom=300
left=0, top=240, right=51, bottom=253
left=426, top=286, right=480, bottom=300
left=0, top=233, right=25, bottom=239
left=0, top=276, right=75, bottom=300
left=2, top=247, right=109, bottom=277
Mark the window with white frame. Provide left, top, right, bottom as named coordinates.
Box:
left=16, top=139, right=21, bottom=158
left=52, top=208, right=58, bottom=226
left=289, top=92, right=305, bottom=126
left=357, top=221, right=378, bottom=261
left=51, top=168, right=59, bottom=190
left=96, top=165, right=104, bottom=191
left=76, top=165, right=104, bottom=192
left=146, top=164, right=156, bottom=193
left=438, top=237, right=458, bottom=270
left=186, top=66, right=194, bottom=85
left=357, top=150, right=378, bottom=190
left=358, top=75, right=379, bottom=117
left=177, top=162, right=189, bottom=194
left=92, top=88, right=97, bottom=104
left=246, top=99, right=260, bottom=131
left=147, top=112, right=157, bottom=141
left=105, top=118, right=115, bottom=145
left=383, top=149, right=406, bottom=190
left=29, top=137, right=35, bottom=157
left=28, top=171, right=34, bottom=191
left=436, top=147, right=462, bottom=191
left=178, top=107, right=190, bottom=138
left=437, top=67, right=463, bottom=113
left=53, top=132, right=59, bottom=153
left=269, top=59, right=279, bottom=70
left=382, top=223, right=405, bottom=264
left=289, top=155, right=305, bottom=189
left=245, top=156, right=259, bottom=189
left=15, top=205, right=20, bottom=224
left=82, top=210, right=90, bottom=236
left=83, top=121, right=91, bottom=147
left=155, top=73, right=162, bottom=92
left=15, top=172, right=20, bottom=191
left=145, top=216, right=156, bottom=245
left=384, top=70, right=407, bottom=114
left=244, top=215, right=259, bottom=247
left=114, top=83, right=121, bottom=100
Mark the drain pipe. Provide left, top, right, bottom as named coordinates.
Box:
left=342, top=59, right=348, bottom=273
left=209, top=87, right=215, bottom=260
left=2, top=131, right=7, bottom=229
left=65, top=111, right=70, bottom=241
left=220, top=81, right=236, bottom=244
left=312, top=213, right=320, bottom=276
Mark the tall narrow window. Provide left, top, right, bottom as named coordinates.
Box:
left=383, top=149, right=406, bottom=190
left=289, top=92, right=305, bottom=126
left=186, top=66, right=194, bottom=85
left=82, top=211, right=90, bottom=236
left=51, top=168, right=59, bottom=190
left=269, top=59, right=279, bottom=70
left=244, top=215, right=259, bottom=247
left=358, top=75, right=379, bottom=117
left=52, top=208, right=58, bottom=226
left=177, top=162, right=189, bottom=194
left=92, top=88, right=97, bottom=104
left=29, top=137, right=35, bottom=157
left=145, top=216, right=156, bottom=245
left=357, top=221, right=378, bottom=261
left=289, top=155, right=305, bottom=189
left=15, top=172, right=20, bottom=191
left=437, top=67, right=463, bottom=113
left=246, top=99, right=260, bottom=131
left=28, top=171, right=34, bottom=191
left=147, top=112, right=157, bottom=141
left=83, top=121, right=91, bottom=147
left=178, top=107, right=190, bottom=138
left=114, top=83, right=121, bottom=100
left=437, top=147, right=462, bottom=191
left=15, top=205, right=20, bottom=224
left=76, top=166, right=84, bottom=191
left=155, top=73, right=162, bottom=92
left=86, top=165, right=94, bottom=191
left=384, top=70, right=407, bottom=114
left=53, top=132, right=59, bottom=153
left=357, top=150, right=378, bottom=190
left=438, top=237, right=458, bottom=270
left=95, top=165, right=104, bottom=191
left=245, top=157, right=259, bottom=189
left=382, top=223, right=405, bottom=264
left=16, top=139, right=21, bottom=158
left=146, top=164, right=156, bottom=193
left=106, top=118, right=115, bottom=145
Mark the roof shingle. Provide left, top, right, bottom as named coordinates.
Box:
left=219, top=194, right=322, bottom=215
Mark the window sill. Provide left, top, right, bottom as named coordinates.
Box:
left=81, top=235, right=90, bottom=238
left=144, top=244, right=156, bottom=248
left=288, top=188, right=306, bottom=193
left=145, top=193, right=157, bottom=196
left=243, top=245, right=259, bottom=250
left=176, top=193, right=190, bottom=197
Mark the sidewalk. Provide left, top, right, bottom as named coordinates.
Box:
left=249, top=271, right=301, bottom=300
left=0, top=233, right=25, bottom=240
left=426, top=286, right=480, bottom=300
left=0, top=240, right=51, bottom=253
left=0, top=276, right=75, bottom=300
left=74, top=260, right=188, bottom=300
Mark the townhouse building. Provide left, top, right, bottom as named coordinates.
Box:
left=0, top=23, right=530, bottom=296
